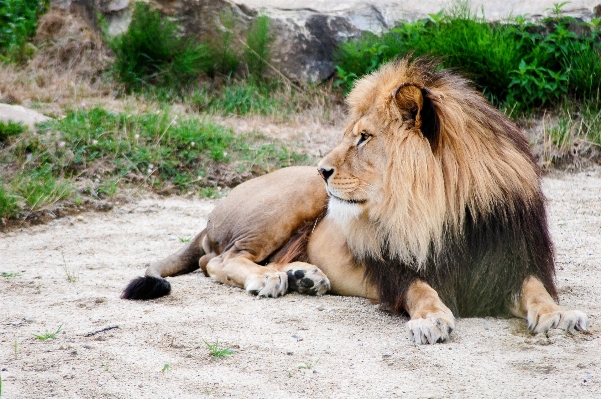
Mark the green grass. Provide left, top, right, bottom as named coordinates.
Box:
left=61, top=251, right=78, bottom=283
left=204, top=340, right=234, bottom=358
left=544, top=98, right=601, bottom=154
left=0, top=183, right=19, bottom=217
left=0, top=120, right=26, bottom=142
left=109, top=2, right=211, bottom=92
left=161, top=363, right=170, bottom=373
left=33, top=323, right=63, bottom=340
left=1, top=272, right=20, bottom=277
left=334, top=0, right=601, bottom=108
left=0, top=107, right=310, bottom=219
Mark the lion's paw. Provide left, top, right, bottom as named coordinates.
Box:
left=529, top=309, right=588, bottom=334
left=406, top=315, right=454, bottom=345
left=245, top=271, right=288, bottom=298
left=285, top=264, right=330, bottom=296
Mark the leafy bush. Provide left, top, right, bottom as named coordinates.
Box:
left=109, top=2, right=211, bottom=91
left=0, top=0, right=49, bottom=63
left=334, top=2, right=601, bottom=109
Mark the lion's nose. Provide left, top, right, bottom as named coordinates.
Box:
left=318, top=167, right=334, bottom=182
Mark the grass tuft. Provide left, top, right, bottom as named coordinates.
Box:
left=61, top=251, right=79, bottom=283
left=204, top=340, right=234, bottom=358
left=0, top=120, right=26, bottom=143
left=33, top=323, right=63, bottom=340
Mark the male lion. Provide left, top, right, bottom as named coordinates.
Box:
left=123, top=58, right=588, bottom=344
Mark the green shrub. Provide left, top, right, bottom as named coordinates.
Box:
left=110, top=2, right=211, bottom=91
left=0, top=120, right=25, bottom=143
left=244, top=15, right=273, bottom=79
left=0, top=0, right=49, bottom=63
left=334, top=1, right=601, bottom=109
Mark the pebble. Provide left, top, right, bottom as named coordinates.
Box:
left=83, top=344, right=92, bottom=349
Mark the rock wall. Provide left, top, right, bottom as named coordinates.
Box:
left=49, top=0, right=601, bottom=83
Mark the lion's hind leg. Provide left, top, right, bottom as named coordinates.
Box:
left=206, top=251, right=289, bottom=298
left=512, top=276, right=588, bottom=334
left=404, top=280, right=455, bottom=344
left=278, top=262, right=331, bottom=296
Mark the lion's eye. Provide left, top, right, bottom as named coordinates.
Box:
left=357, top=131, right=371, bottom=147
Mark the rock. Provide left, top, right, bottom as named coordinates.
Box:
left=0, top=104, right=52, bottom=129
left=49, top=0, right=601, bottom=84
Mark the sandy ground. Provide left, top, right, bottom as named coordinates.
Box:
left=1, top=170, right=601, bottom=399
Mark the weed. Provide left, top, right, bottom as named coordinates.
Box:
left=33, top=324, right=63, bottom=340
left=244, top=15, right=273, bottom=79
left=204, top=340, right=234, bottom=358
left=109, top=2, right=211, bottom=91
left=298, top=358, right=320, bottom=370
left=161, top=363, right=170, bottom=373
left=178, top=237, right=191, bottom=243
left=13, top=340, right=18, bottom=359
left=61, top=252, right=78, bottom=283
left=1, top=272, right=20, bottom=277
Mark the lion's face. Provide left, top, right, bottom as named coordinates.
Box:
left=317, top=111, right=389, bottom=220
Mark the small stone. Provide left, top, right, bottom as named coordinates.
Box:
left=382, top=354, right=392, bottom=358
left=83, top=344, right=92, bottom=349
left=286, top=351, right=293, bottom=355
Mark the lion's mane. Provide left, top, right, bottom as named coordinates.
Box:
left=339, top=58, right=556, bottom=316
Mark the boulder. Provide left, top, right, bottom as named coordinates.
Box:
left=50, top=0, right=601, bottom=83
left=0, top=104, right=52, bottom=129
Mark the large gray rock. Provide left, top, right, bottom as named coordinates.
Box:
left=0, top=104, right=52, bottom=129
left=51, top=0, right=601, bottom=83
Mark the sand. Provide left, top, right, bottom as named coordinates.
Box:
left=1, top=170, right=600, bottom=398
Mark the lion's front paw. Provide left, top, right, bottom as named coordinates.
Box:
left=529, top=309, right=588, bottom=334
left=245, top=271, right=288, bottom=298
left=406, top=314, right=455, bottom=345
left=285, top=263, right=330, bottom=296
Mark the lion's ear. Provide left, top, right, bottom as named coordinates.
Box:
left=392, top=83, right=440, bottom=150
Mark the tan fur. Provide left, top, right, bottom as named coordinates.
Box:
left=320, top=58, right=539, bottom=266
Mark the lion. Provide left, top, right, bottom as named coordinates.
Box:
left=122, top=58, right=588, bottom=344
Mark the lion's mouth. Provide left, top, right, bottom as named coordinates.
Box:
left=328, top=192, right=367, bottom=205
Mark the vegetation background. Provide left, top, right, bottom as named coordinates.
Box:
left=0, top=0, right=600, bottom=225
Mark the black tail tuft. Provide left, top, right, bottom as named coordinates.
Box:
left=121, top=276, right=171, bottom=300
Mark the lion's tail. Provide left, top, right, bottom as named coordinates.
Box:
left=121, top=229, right=208, bottom=300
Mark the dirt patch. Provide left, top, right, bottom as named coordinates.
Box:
left=1, top=171, right=600, bottom=398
